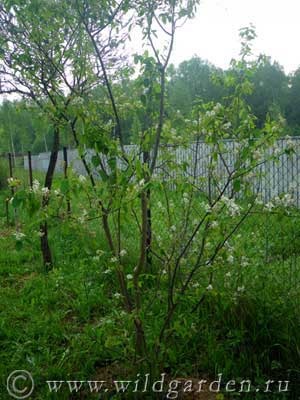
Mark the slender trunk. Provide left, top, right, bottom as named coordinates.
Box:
left=134, top=317, right=147, bottom=361
left=150, top=68, right=165, bottom=174
left=63, top=146, right=71, bottom=216
left=146, top=187, right=152, bottom=266
left=40, top=127, right=60, bottom=270
left=130, top=190, right=149, bottom=362
left=102, top=212, right=115, bottom=254
left=143, top=150, right=152, bottom=267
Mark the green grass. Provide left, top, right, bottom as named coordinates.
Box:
left=0, top=179, right=300, bottom=399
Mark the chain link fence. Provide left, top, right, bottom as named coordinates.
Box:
left=22, top=137, right=300, bottom=205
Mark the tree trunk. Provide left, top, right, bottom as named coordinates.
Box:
left=40, top=126, right=60, bottom=270
left=143, top=150, right=152, bottom=267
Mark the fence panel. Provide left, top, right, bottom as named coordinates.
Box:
left=23, top=137, right=300, bottom=205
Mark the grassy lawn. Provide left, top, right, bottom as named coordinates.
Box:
left=0, top=177, right=300, bottom=399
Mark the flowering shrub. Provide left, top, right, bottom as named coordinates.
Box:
left=4, top=26, right=296, bottom=377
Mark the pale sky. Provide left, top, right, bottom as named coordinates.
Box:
left=169, top=0, right=300, bottom=74
left=1, top=0, right=299, bottom=104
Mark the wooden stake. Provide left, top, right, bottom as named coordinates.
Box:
left=28, top=151, right=33, bottom=188
left=8, top=152, right=14, bottom=197
left=63, top=147, right=71, bottom=215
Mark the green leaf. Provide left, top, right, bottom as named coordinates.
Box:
left=91, top=156, right=100, bottom=167
left=12, top=191, right=27, bottom=208
left=60, top=179, right=70, bottom=194
left=233, top=179, right=241, bottom=192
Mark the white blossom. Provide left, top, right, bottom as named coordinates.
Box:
left=201, top=202, right=211, bottom=213
left=205, top=241, right=212, bottom=250
left=32, top=179, right=40, bottom=193
left=78, top=175, right=86, bottom=183
left=13, top=231, right=26, bottom=241
left=253, top=149, right=263, bottom=161
left=287, top=140, right=295, bottom=150
left=285, top=135, right=295, bottom=150
left=227, top=255, right=234, bottom=264
left=72, top=96, right=84, bottom=106
left=275, top=193, right=294, bottom=208
left=214, top=103, right=222, bottom=112
left=103, top=269, right=112, bottom=274
left=126, top=274, right=133, bottom=280
left=223, top=122, right=232, bottom=130
left=271, top=125, right=278, bottom=133
left=241, top=257, right=249, bottom=267
left=264, top=202, right=274, bottom=212
left=206, top=284, right=213, bottom=291
left=41, top=187, right=50, bottom=196
left=255, top=198, right=263, bottom=206
left=119, top=249, right=127, bottom=257
left=273, top=147, right=281, bottom=157
left=7, top=177, right=21, bottom=187
left=206, top=110, right=216, bottom=118
left=221, top=196, right=241, bottom=216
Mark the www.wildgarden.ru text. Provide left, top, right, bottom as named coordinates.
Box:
left=46, top=373, right=289, bottom=399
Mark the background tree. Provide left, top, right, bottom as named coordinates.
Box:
left=0, top=0, right=94, bottom=267
left=247, top=56, right=288, bottom=127
left=167, top=57, right=224, bottom=115
left=286, top=68, right=300, bottom=132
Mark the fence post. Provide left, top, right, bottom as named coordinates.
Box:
left=28, top=151, right=33, bottom=188
left=7, top=152, right=17, bottom=225
left=63, top=147, right=71, bottom=215
left=8, top=152, right=14, bottom=197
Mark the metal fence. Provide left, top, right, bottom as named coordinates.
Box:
left=23, top=137, right=300, bottom=206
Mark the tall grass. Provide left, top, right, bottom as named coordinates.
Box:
left=0, top=185, right=299, bottom=399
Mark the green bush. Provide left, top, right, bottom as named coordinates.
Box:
left=0, top=157, right=8, bottom=190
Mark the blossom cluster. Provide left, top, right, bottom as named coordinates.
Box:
left=221, top=196, right=241, bottom=216
left=7, top=177, right=21, bottom=188
left=12, top=231, right=26, bottom=241
left=264, top=193, right=294, bottom=211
